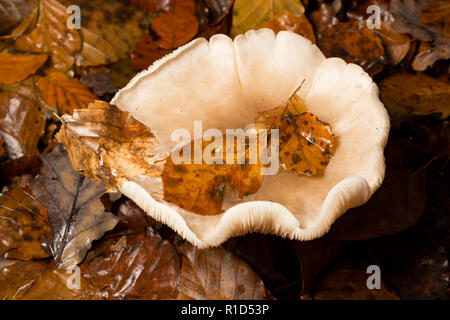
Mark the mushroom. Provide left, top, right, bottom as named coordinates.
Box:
left=110, top=29, right=390, bottom=248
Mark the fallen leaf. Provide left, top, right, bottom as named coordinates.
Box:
left=380, top=72, right=450, bottom=121
left=310, top=3, right=338, bottom=34
left=131, top=34, right=171, bottom=71
left=0, top=50, right=47, bottom=84
left=129, top=0, right=196, bottom=13
left=0, top=91, right=45, bottom=159
left=0, top=259, right=101, bottom=299
left=231, top=0, right=304, bottom=37
left=176, top=242, right=268, bottom=299
left=264, top=13, right=316, bottom=43
left=375, top=22, right=411, bottom=65
left=15, top=0, right=82, bottom=72
left=80, top=70, right=118, bottom=97
left=81, top=233, right=180, bottom=299
left=412, top=39, right=450, bottom=71
left=277, top=112, right=336, bottom=176
left=110, top=57, right=138, bottom=89
left=0, top=155, right=42, bottom=188
left=203, top=0, right=233, bottom=23
left=0, top=187, right=51, bottom=260
left=0, top=0, right=38, bottom=37
left=29, top=144, right=119, bottom=269
left=38, top=72, right=97, bottom=114
left=58, top=0, right=147, bottom=68
left=56, top=101, right=160, bottom=192
left=162, top=136, right=265, bottom=215
left=317, top=20, right=386, bottom=76
left=0, top=76, right=43, bottom=106
left=115, top=198, right=162, bottom=233
left=151, top=7, right=199, bottom=49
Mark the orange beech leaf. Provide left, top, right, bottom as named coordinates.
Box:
left=15, top=0, right=81, bottom=72
left=0, top=50, right=47, bottom=84
left=131, top=34, right=171, bottom=70
left=264, top=13, right=316, bottom=43
left=38, top=72, right=97, bottom=114
left=151, top=7, right=199, bottom=49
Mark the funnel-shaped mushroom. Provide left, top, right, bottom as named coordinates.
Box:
left=110, top=29, right=390, bottom=248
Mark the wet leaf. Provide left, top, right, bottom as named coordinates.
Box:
left=56, top=101, right=159, bottom=192
left=58, top=0, right=147, bottom=68
left=81, top=233, right=180, bottom=299
left=176, top=242, right=268, bottom=299
left=0, top=155, right=42, bottom=188
left=162, top=136, right=265, bottom=215
left=231, top=0, right=304, bottom=37
left=0, top=91, right=45, bottom=159
left=0, top=259, right=101, bottom=299
left=264, top=13, right=316, bottom=43
left=317, top=20, right=386, bottom=76
left=29, top=144, right=119, bottom=269
left=129, top=0, right=196, bottom=13
left=380, top=72, right=450, bottom=122
left=131, top=34, right=171, bottom=71
left=115, top=198, right=162, bottom=233
left=151, top=7, right=199, bottom=50
left=310, top=3, right=338, bottom=34
left=15, top=0, right=82, bottom=72
left=80, top=70, right=118, bottom=97
left=38, top=72, right=97, bottom=115
left=277, top=112, right=336, bottom=176
left=0, top=50, right=47, bottom=84
left=0, top=187, right=51, bottom=260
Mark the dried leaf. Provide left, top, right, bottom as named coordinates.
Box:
left=15, top=0, right=82, bottom=72
left=38, top=72, right=97, bottom=115
left=29, top=144, right=118, bottom=269
left=277, top=112, right=336, bottom=176
left=56, top=101, right=159, bottom=192
left=0, top=91, right=45, bottom=159
left=375, top=22, right=411, bottom=65
left=380, top=72, right=450, bottom=121
left=317, top=20, right=386, bottom=76
left=131, top=34, right=171, bottom=71
left=0, top=50, right=47, bottom=84
left=0, top=260, right=101, bottom=299
left=264, top=13, right=316, bottom=43
left=81, top=233, right=180, bottom=299
left=58, top=0, right=147, bottom=68
left=162, top=136, right=265, bottom=215
left=176, top=242, right=268, bottom=299
left=0, top=187, right=51, bottom=260
left=151, top=7, right=199, bottom=50
left=231, top=0, right=304, bottom=37
left=80, top=70, right=118, bottom=97
left=0, top=0, right=38, bottom=37
left=420, top=0, right=450, bottom=25
left=412, top=39, right=450, bottom=71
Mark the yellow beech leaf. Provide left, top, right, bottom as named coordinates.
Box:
left=277, top=111, right=336, bottom=176
left=56, top=100, right=160, bottom=192
left=15, top=0, right=81, bottom=72
left=231, top=0, right=304, bottom=37
left=162, top=136, right=265, bottom=215
left=38, top=72, right=97, bottom=114
left=0, top=50, right=47, bottom=84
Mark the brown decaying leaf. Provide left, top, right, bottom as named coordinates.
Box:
left=80, top=70, right=118, bottom=97
left=38, top=72, right=97, bottom=115
left=176, top=242, right=268, bottom=299
left=264, top=13, right=316, bottom=43
left=0, top=155, right=42, bottom=188
left=131, top=34, right=171, bottom=71
left=380, top=72, right=450, bottom=122
left=197, top=0, right=234, bottom=39
left=57, top=0, right=147, bottom=68
left=317, top=20, right=386, bottom=76
left=0, top=260, right=101, bottom=300
left=310, top=3, right=338, bottom=34
left=151, top=7, right=199, bottom=50
left=115, top=198, right=162, bottom=232
left=15, top=0, right=82, bottom=72
left=129, top=0, right=196, bottom=13
left=0, top=187, right=51, bottom=260
left=162, top=136, right=265, bottom=215
left=0, top=0, right=38, bottom=37
left=29, top=144, right=118, bottom=269
left=81, top=233, right=180, bottom=300
left=56, top=100, right=159, bottom=192
left=0, top=91, right=45, bottom=159
left=277, top=112, right=336, bottom=176
left=390, top=0, right=450, bottom=70
left=0, top=50, right=47, bottom=84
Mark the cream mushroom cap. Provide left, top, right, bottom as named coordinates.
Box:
left=111, top=29, right=390, bottom=248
